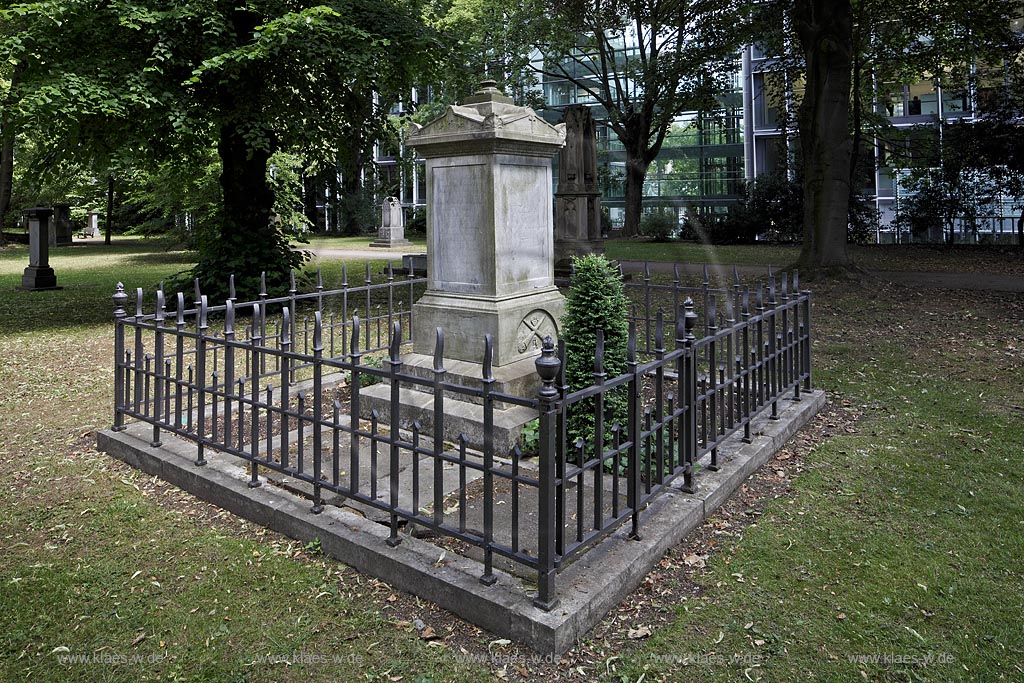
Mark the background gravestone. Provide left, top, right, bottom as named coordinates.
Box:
left=18, top=207, right=60, bottom=290
left=554, top=105, right=604, bottom=276
left=52, top=204, right=73, bottom=246
left=369, top=196, right=411, bottom=247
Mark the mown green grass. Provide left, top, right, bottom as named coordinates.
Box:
left=1, top=239, right=1021, bottom=682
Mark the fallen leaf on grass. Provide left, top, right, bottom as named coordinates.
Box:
left=627, top=625, right=652, bottom=639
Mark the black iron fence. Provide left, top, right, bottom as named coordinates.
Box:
left=111, top=263, right=811, bottom=609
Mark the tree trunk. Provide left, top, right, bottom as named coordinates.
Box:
left=105, top=175, right=114, bottom=245
left=218, top=122, right=275, bottom=253
left=622, top=150, right=649, bottom=238
left=0, top=126, right=13, bottom=247
left=0, top=59, right=27, bottom=246
left=794, top=0, right=854, bottom=271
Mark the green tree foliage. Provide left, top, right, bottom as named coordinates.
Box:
left=516, top=0, right=753, bottom=238
left=1, top=0, right=440, bottom=298
left=562, top=254, right=629, bottom=461
left=767, top=0, right=1024, bottom=271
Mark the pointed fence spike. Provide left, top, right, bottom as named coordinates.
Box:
left=435, top=329, right=446, bottom=370
left=483, top=333, right=493, bottom=380
left=644, top=261, right=651, bottom=280
left=136, top=287, right=144, bottom=317
left=793, top=269, right=800, bottom=292
left=655, top=310, right=664, bottom=348
left=314, top=311, right=324, bottom=351
left=290, top=269, right=297, bottom=292
left=733, top=264, right=740, bottom=287
left=317, top=267, right=323, bottom=290
left=260, top=272, right=267, bottom=296
left=675, top=306, right=686, bottom=341
left=176, top=292, right=185, bottom=326
left=627, top=321, right=637, bottom=361
left=342, top=263, right=348, bottom=287
left=673, top=263, right=680, bottom=283
left=225, top=300, right=235, bottom=334
left=389, top=320, right=402, bottom=359
left=365, top=261, right=371, bottom=282
left=594, top=328, right=605, bottom=374
left=725, top=295, right=734, bottom=321
left=155, top=289, right=165, bottom=319
left=702, top=263, right=709, bottom=284
left=387, top=261, right=394, bottom=281
left=199, top=295, right=209, bottom=329
left=249, top=303, right=259, bottom=337
left=193, top=278, right=201, bottom=303
left=768, top=264, right=773, bottom=278
left=229, top=274, right=236, bottom=301
left=350, top=315, right=361, bottom=354
left=281, top=307, right=291, bottom=343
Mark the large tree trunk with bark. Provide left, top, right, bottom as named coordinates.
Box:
left=0, top=59, right=27, bottom=246
left=0, top=126, right=13, bottom=247
left=794, top=0, right=854, bottom=271
left=622, top=150, right=650, bottom=238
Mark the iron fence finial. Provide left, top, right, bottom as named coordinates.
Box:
left=113, top=282, right=127, bottom=318
left=535, top=336, right=560, bottom=400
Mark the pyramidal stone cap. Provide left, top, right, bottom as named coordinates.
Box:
left=408, top=80, right=566, bottom=157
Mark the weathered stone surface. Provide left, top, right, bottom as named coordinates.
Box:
left=554, top=105, right=604, bottom=274
left=370, top=196, right=411, bottom=248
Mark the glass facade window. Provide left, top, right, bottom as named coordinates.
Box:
left=907, top=81, right=938, bottom=116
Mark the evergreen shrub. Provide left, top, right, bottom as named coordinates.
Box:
left=562, top=254, right=630, bottom=462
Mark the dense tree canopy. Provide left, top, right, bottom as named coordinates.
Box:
left=1, top=0, right=441, bottom=298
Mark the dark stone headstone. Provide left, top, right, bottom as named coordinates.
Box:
left=53, top=204, right=73, bottom=246
left=19, top=207, right=60, bottom=290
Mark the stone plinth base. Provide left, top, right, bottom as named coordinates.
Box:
left=18, top=266, right=60, bottom=290
left=370, top=226, right=411, bottom=248
left=359, top=352, right=545, bottom=453
left=553, top=238, right=606, bottom=280
left=412, top=287, right=564, bottom=368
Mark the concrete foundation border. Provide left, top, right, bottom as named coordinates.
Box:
left=97, top=389, right=824, bottom=654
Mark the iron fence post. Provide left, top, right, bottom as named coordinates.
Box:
left=387, top=320, right=404, bottom=547
left=481, top=333, right=497, bottom=585
left=627, top=322, right=641, bottom=539
left=195, top=296, right=209, bottom=466
left=534, top=336, right=561, bottom=611
left=112, top=283, right=128, bottom=431
left=311, top=311, right=324, bottom=514
left=682, top=298, right=699, bottom=494
left=802, top=290, right=813, bottom=392
left=151, top=289, right=165, bottom=447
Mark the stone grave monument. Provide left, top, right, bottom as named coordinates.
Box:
left=86, top=211, right=100, bottom=238
left=369, top=196, right=411, bottom=247
left=554, top=105, right=604, bottom=277
left=362, top=80, right=566, bottom=451
left=18, top=207, right=60, bottom=290
left=52, top=204, right=73, bottom=246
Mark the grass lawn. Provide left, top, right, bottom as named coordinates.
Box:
left=605, top=239, right=1024, bottom=275
left=0, top=239, right=1021, bottom=682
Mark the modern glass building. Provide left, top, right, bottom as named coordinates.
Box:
left=372, top=41, right=1022, bottom=243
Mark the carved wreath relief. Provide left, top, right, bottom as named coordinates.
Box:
left=517, top=310, right=557, bottom=354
